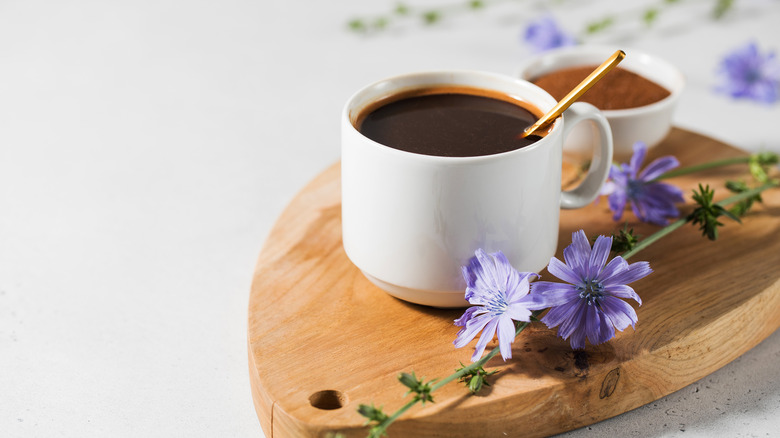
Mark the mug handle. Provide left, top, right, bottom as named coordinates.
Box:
left=559, top=102, right=614, bottom=209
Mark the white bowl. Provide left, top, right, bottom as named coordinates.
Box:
left=518, top=45, right=685, bottom=160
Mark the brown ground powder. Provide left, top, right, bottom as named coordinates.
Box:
left=531, top=66, right=671, bottom=110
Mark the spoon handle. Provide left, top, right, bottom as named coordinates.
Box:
left=523, top=49, right=626, bottom=137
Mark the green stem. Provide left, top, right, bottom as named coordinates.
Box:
left=715, top=182, right=777, bottom=206
left=430, top=320, right=531, bottom=391
left=620, top=217, right=686, bottom=261
left=374, top=398, right=418, bottom=435
left=620, top=182, right=778, bottom=260
left=653, top=157, right=749, bottom=181
left=429, top=351, right=495, bottom=391
left=373, top=320, right=531, bottom=435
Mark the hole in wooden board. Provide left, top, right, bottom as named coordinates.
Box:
left=309, top=390, right=347, bottom=410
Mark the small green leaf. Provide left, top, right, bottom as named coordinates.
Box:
left=469, top=375, right=483, bottom=393
left=348, top=19, right=366, bottom=32
left=611, top=225, right=641, bottom=254
left=398, top=371, right=436, bottom=404
left=358, top=403, right=389, bottom=424
left=748, top=152, right=779, bottom=184
left=586, top=17, right=614, bottom=34
left=643, top=8, right=659, bottom=26
left=457, top=362, right=498, bottom=394
left=687, top=184, right=740, bottom=241
left=713, top=0, right=734, bottom=19
left=422, top=10, right=440, bottom=24
left=468, top=0, right=485, bottom=9
left=373, top=17, right=389, bottom=29
left=754, top=151, right=779, bottom=167
left=725, top=180, right=764, bottom=217
left=398, top=372, right=417, bottom=390
left=358, top=403, right=389, bottom=437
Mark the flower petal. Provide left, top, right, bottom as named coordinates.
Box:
left=553, top=299, right=588, bottom=341
left=629, top=142, right=647, bottom=176
left=461, top=260, right=478, bottom=289
left=497, top=316, right=516, bottom=360
left=547, top=257, right=582, bottom=285
left=589, top=235, right=612, bottom=279
left=630, top=186, right=681, bottom=225
left=505, top=271, right=533, bottom=303
left=505, top=301, right=533, bottom=321
left=524, top=15, right=576, bottom=53
left=584, top=304, right=603, bottom=346
left=540, top=298, right=580, bottom=329
left=471, top=318, right=499, bottom=362
left=608, top=192, right=628, bottom=221
left=604, top=284, right=642, bottom=305
left=453, top=313, right=492, bottom=348
left=454, top=306, right=479, bottom=327
left=589, top=304, right=616, bottom=346
left=599, top=295, right=638, bottom=331
left=600, top=180, right=617, bottom=196
left=604, top=261, right=652, bottom=286
left=502, top=269, right=522, bottom=301
left=563, top=230, right=591, bottom=274
left=529, top=281, right=579, bottom=307
left=629, top=198, right=650, bottom=224
left=638, top=156, right=680, bottom=181
left=596, top=256, right=628, bottom=283
left=464, top=250, right=505, bottom=305
left=567, top=321, right=588, bottom=350
left=474, top=249, right=501, bottom=292
left=644, top=182, right=685, bottom=206
left=493, top=251, right=517, bottom=291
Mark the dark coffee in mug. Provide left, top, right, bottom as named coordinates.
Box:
left=355, top=86, right=544, bottom=157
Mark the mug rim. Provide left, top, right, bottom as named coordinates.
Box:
left=342, top=70, right=563, bottom=163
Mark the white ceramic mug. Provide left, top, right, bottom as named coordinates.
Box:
left=341, top=71, right=613, bottom=308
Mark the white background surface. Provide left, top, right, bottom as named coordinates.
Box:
left=1, top=0, right=779, bottom=437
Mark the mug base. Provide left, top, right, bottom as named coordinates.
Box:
left=362, top=271, right=469, bottom=308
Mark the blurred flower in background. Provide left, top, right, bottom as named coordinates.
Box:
left=522, top=15, right=576, bottom=52
left=716, top=41, right=780, bottom=104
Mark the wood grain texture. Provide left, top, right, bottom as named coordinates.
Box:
left=248, top=128, right=780, bottom=438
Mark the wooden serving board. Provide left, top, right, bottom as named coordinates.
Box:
left=248, top=128, right=780, bottom=438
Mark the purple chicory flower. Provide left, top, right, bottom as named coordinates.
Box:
left=523, top=15, right=576, bottom=53
left=453, top=249, right=547, bottom=362
left=531, top=230, right=652, bottom=350
left=601, top=141, right=685, bottom=225
left=716, top=41, right=780, bottom=104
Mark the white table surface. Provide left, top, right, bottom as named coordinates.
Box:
left=2, top=1, right=779, bottom=437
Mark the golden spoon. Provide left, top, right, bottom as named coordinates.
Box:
left=521, top=49, right=626, bottom=138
